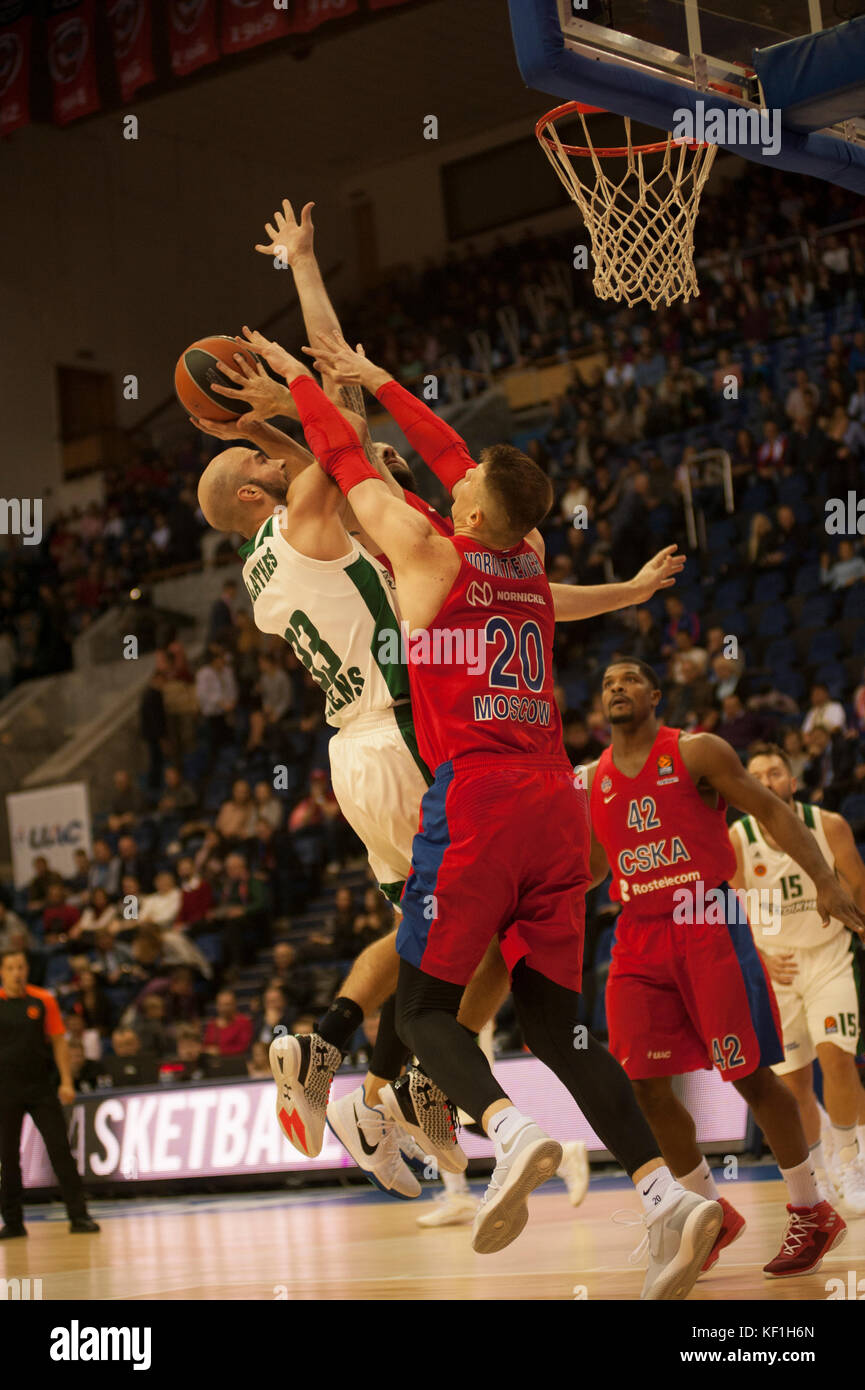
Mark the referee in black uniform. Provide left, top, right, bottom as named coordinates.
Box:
left=0, top=948, right=99, bottom=1237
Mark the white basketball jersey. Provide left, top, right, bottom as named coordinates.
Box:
left=730, top=802, right=842, bottom=949
left=239, top=514, right=408, bottom=729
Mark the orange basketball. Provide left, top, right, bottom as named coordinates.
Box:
left=174, top=335, right=259, bottom=422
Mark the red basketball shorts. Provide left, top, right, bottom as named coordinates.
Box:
left=606, top=889, right=784, bottom=1081
left=397, top=754, right=591, bottom=991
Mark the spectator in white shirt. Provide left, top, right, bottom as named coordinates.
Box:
left=137, top=871, right=182, bottom=931
left=785, top=369, right=819, bottom=426
left=821, top=540, right=865, bottom=591
left=801, top=682, right=847, bottom=736
left=195, top=647, right=237, bottom=750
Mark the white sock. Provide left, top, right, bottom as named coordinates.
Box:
left=858, top=1125, right=865, bottom=1157
left=487, top=1106, right=531, bottom=1156
left=809, top=1139, right=825, bottom=1171
left=636, top=1165, right=678, bottom=1216
left=831, top=1123, right=859, bottom=1166
left=442, top=1168, right=470, bottom=1195
left=780, top=1156, right=820, bottom=1208
left=679, top=1157, right=720, bottom=1202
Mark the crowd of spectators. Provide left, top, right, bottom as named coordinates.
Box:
left=0, top=582, right=398, bottom=1088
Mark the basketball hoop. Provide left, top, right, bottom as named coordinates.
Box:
left=535, top=101, right=718, bottom=310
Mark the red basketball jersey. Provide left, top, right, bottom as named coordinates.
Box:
left=408, top=534, right=564, bottom=771
left=589, top=726, right=736, bottom=917
left=375, top=492, right=454, bottom=575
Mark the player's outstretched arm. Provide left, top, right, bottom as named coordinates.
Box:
left=551, top=546, right=685, bottom=622
left=822, top=811, right=865, bottom=914
left=683, top=733, right=865, bottom=939
left=254, top=199, right=369, bottom=420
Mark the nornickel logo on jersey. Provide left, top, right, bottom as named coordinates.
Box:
left=825, top=1016, right=838, bottom=1035
left=466, top=581, right=493, bottom=607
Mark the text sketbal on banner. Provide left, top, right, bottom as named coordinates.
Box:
left=22, top=1062, right=748, bottom=1188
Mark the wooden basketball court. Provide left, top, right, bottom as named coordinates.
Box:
left=4, top=1173, right=863, bottom=1300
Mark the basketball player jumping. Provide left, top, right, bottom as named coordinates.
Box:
left=731, top=743, right=865, bottom=1214
left=272, top=333, right=726, bottom=1300
left=194, top=332, right=683, bottom=1208
left=584, top=658, right=864, bottom=1277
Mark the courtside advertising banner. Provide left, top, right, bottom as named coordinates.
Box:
left=23, top=1062, right=747, bottom=1188
left=7, top=782, right=92, bottom=889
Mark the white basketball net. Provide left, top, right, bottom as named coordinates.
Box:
left=537, top=109, right=718, bottom=310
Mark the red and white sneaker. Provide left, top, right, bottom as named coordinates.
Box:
left=763, top=1201, right=847, bottom=1278
left=701, top=1196, right=746, bottom=1272
left=269, top=1032, right=342, bottom=1157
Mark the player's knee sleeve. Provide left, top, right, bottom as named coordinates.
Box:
left=395, top=958, right=463, bottom=1052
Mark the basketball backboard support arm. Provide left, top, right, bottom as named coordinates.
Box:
left=508, top=0, right=865, bottom=195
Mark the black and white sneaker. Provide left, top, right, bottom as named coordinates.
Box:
left=270, top=1032, right=342, bottom=1157
left=380, top=1067, right=467, bottom=1175
left=327, top=1085, right=421, bottom=1199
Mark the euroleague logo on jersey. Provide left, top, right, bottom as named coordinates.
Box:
left=26, top=1005, right=40, bottom=1020
left=466, top=581, right=493, bottom=608
left=656, top=754, right=678, bottom=785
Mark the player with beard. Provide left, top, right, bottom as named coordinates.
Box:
left=584, top=659, right=865, bottom=1277
left=731, top=744, right=865, bottom=1214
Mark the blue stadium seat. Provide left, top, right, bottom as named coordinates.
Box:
left=812, top=663, right=847, bottom=693
left=809, top=630, right=842, bottom=663
left=739, top=481, right=774, bottom=515
left=840, top=795, right=865, bottom=825
left=842, top=585, right=865, bottom=621
left=563, top=677, right=589, bottom=709
left=772, top=669, right=806, bottom=701
left=714, top=577, right=747, bottom=609
left=707, top=519, right=738, bottom=550
left=647, top=503, right=675, bottom=535
left=755, top=571, right=789, bottom=603
left=793, top=564, right=822, bottom=597
left=776, top=475, right=810, bottom=507
left=799, top=594, right=837, bottom=627
left=754, top=606, right=791, bottom=638
left=716, top=609, right=750, bottom=638
left=766, top=637, right=796, bottom=668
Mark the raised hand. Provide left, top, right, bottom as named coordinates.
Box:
left=254, top=199, right=315, bottom=264
left=239, top=326, right=311, bottom=382
left=816, top=878, right=865, bottom=943
left=629, top=545, right=686, bottom=602
left=304, top=329, right=370, bottom=385
left=189, top=413, right=249, bottom=441
left=210, top=352, right=296, bottom=420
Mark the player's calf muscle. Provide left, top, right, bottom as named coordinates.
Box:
left=340, top=931, right=400, bottom=1014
